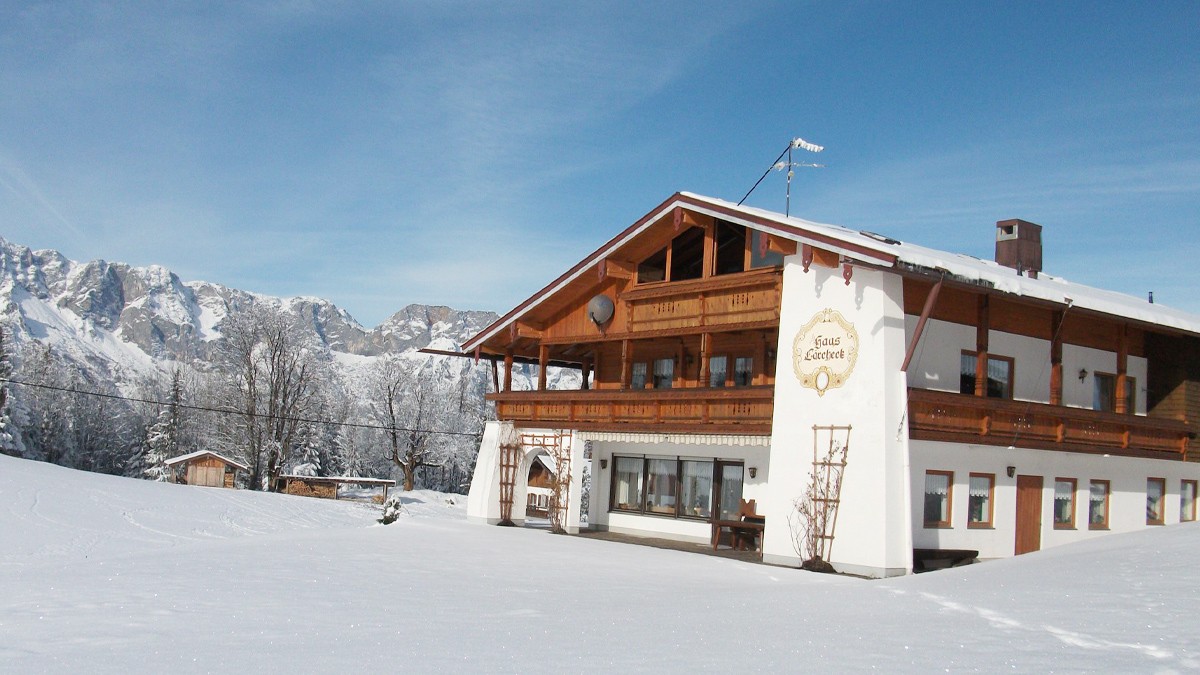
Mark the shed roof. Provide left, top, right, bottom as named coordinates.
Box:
left=164, top=450, right=250, bottom=471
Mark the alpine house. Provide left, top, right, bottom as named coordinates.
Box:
left=464, top=192, right=1200, bottom=577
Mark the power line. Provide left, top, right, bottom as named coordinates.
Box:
left=0, top=377, right=485, bottom=439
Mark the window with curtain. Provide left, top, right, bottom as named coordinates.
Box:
left=734, top=356, right=754, bottom=387
left=1054, top=478, right=1077, bottom=528
left=1182, top=480, right=1197, bottom=522
left=959, top=352, right=1014, bottom=398
left=967, top=473, right=994, bottom=528
left=1147, top=477, right=1166, bottom=525
left=1088, top=480, right=1110, bottom=529
left=1093, top=373, right=1137, bottom=413
left=612, top=456, right=643, bottom=511
left=644, top=458, right=678, bottom=514
left=630, top=362, right=648, bottom=389
left=679, top=460, right=714, bottom=519
left=923, top=471, right=952, bottom=527
left=652, top=358, right=674, bottom=389
left=708, top=356, right=728, bottom=388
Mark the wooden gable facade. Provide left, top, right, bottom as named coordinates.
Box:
left=470, top=196, right=800, bottom=436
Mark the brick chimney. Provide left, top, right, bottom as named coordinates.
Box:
left=995, top=218, right=1042, bottom=279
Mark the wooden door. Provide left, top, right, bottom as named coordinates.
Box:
left=1014, top=475, right=1043, bottom=555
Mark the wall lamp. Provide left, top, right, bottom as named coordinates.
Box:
left=1006, top=466, right=1016, bottom=478
left=748, top=467, right=758, bottom=479
left=600, top=458, right=608, bottom=470
left=1078, top=368, right=1089, bottom=382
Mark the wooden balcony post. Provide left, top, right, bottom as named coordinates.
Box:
left=581, top=358, right=592, bottom=390
left=538, top=344, right=548, bottom=391
left=1050, top=310, right=1064, bottom=406
left=490, top=359, right=500, bottom=393
left=620, top=339, right=630, bottom=391
left=1116, top=324, right=1129, bottom=414
left=503, top=351, right=513, bottom=392
left=699, top=333, right=711, bottom=388
left=975, top=296, right=990, bottom=398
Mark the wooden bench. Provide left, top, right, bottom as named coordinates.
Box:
left=712, top=499, right=766, bottom=556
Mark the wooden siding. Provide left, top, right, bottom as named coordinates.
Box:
left=908, top=388, right=1191, bottom=460
left=489, top=387, right=774, bottom=435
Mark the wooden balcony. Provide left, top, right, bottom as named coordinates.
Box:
left=907, top=388, right=1193, bottom=460
left=488, top=386, right=775, bottom=436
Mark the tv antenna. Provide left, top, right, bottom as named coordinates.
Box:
left=738, top=137, right=825, bottom=216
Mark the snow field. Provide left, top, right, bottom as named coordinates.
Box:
left=2, top=454, right=1198, bottom=673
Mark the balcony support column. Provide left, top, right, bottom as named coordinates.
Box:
left=975, top=295, right=990, bottom=398
left=1050, top=311, right=1064, bottom=406
left=1116, top=324, right=1129, bottom=414
left=620, top=339, right=630, bottom=391
left=503, top=351, right=513, bottom=392
left=538, top=344, right=548, bottom=391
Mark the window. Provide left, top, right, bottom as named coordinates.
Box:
left=1093, top=373, right=1137, bottom=413
left=749, top=229, right=784, bottom=269
left=1088, top=480, right=1110, bottom=529
left=1054, top=478, right=1077, bottom=529
left=708, top=356, right=728, bottom=388
left=644, top=458, right=678, bottom=514
left=630, top=362, right=648, bottom=389
left=637, top=247, right=667, bottom=283
left=733, top=356, right=754, bottom=387
left=1182, top=480, right=1197, bottom=522
left=652, top=358, right=674, bottom=389
left=1147, top=477, right=1166, bottom=525
left=967, top=473, right=994, bottom=528
left=714, top=220, right=747, bottom=276
left=960, top=352, right=1014, bottom=398
left=923, top=471, right=953, bottom=528
left=679, top=460, right=714, bottom=519
left=612, top=456, right=644, bottom=511
left=669, top=227, right=705, bottom=282
left=609, top=456, right=713, bottom=520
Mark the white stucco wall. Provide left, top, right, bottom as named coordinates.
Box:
left=910, top=439, right=1200, bottom=559
left=763, top=261, right=913, bottom=577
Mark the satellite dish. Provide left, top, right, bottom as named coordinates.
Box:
left=587, top=294, right=614, bottom=326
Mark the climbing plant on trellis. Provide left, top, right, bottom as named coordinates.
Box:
left=790, top=424, right=851, bottom=570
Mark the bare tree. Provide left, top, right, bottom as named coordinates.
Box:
left=221, top=306, right=323, bottom=491
left=370, top=354, right=439, bottom=491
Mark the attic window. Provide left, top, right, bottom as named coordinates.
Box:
left=637, top=247, right=667, bottom=283
left=669, top=227, right=704, bottom=281
left=715, top=220, right=747, bottom=275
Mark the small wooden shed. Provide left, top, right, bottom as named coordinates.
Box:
left=165, top=450, right=249, bottom=489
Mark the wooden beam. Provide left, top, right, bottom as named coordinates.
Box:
left=901, top=276, right=943, bottom=373
left=1050, top=310, right=1064, bottom=406
left=620, top=339, right=630, bottom=391
left=538, top=344, right=548, bottom=391
left=975, top=295, right=990, bottom=398
left=1116, top=324, right=1129, bottom=414
left=490, top=358, right=500, bottom=393
left=503, top=351, right=513, bottom=392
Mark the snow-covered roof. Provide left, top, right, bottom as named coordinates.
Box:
left=463, top=192, right=1200, bottom=352
left=164, top=450, right=250, bottom=471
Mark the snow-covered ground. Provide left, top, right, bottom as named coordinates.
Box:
left=3, top=454, right=1198, bottom=673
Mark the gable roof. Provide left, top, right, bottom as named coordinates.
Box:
left=164, top=450, right=250, bottom=471
left=463, top=192, right=1200, bottom=352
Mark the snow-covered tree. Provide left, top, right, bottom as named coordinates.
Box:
left=137, top=368, right=185, bottom=481
left=0, top=324, right=21, bottom=457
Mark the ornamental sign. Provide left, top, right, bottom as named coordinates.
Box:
left=792, top=308, right=860, bottom=397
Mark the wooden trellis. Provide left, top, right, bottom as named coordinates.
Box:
left=521, top=430, right=573, bottom=533
left=497, top=425, right=523, bottom=526
left=797, top=424, right=851, bottom=566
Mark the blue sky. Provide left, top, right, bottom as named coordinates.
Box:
left=1, top=2, right=1197, bottom=327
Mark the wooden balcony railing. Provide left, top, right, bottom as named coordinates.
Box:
left=488, top=386, right=775, bottom=436
left=907, top=388, right=1192, bottom=460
